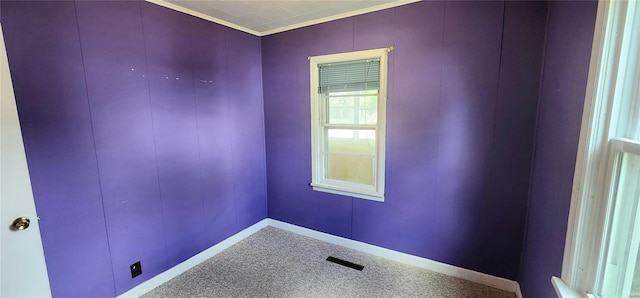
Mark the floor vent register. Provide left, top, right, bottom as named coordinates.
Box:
left=326, top=256, right=364, bottom=271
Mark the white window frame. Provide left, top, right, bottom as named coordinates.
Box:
left=309, top=48, right=390, bottom=202
left=558, top=0, right=640, bottom=296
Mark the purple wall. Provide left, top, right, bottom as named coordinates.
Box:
left=518, top=2, right=597, bottom=297
left=1, top=2, right=116, bottom=296
left=262, top=1, right=547, bottom=280
left=1, top=0, right=600, bottom=296
left=1, top=1, right=266, bottom=296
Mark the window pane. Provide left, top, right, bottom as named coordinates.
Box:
left=602, top=150, right=640, bottom=297
left=358, top=107, right=377, bottom=125
left=622, top=151, right=640, bottom=296
left=327, top=129, right=375, bottom=156
left=358, top=96, right=378, bottom=125
left=328, top=97, right=354, bottom=106
left=329, top=107, right=354, bottom=124
left=326, top=154, right=375, bottom=185
left=632, top=253, right=640, bottom=297
left=326, top=93, right=377, bottom=125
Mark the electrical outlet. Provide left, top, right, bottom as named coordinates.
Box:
left=130, top=261, right=142, bottom=278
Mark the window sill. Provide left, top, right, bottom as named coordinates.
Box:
left=552, top=277, right=592, bottom=298
left=311, top=183, right=384, bottom=202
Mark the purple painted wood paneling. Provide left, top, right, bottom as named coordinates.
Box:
left=3, top=1, right=266, bottom=296
left=2, top=0, right=598, bottom=294
left=308, top=17, right=354, bottom=57
left=225, top=28, right=268, bottom=230
left=263, top=22, right=354, bottom=238
left=518, top=2, right=597, bottom=297
left=484, top=1, right=548, bottom=279
left=353, top=8, right=395, bottom=52
left=141, top=2, right=208, bottom=263
left=0, top=1, right=116, bottom=297
left=189, top=18, right=238, bottom=246
left=352, top=0, right=444, bottom=265
left=75, top=1, right=168, bottom=294
left=433, top=1, right=503, bottom=271
left=263, top=1, right=548, bottom=279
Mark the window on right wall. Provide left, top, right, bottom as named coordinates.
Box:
left=559, top=1, right=640, bottom=297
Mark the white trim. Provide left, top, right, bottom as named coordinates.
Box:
left=259, top=0, right=421, bottom=36
left=117, top=219, right=269, bottom=298
left=145, top=0, right=420, bottom=37
left=309, top=48, right=388, bottom=202
left=266, top=219, right=519, bottom=294
left=144, top=0, right=261, bottom=36
left=562, top=0, right=627, bottom=291
left=118, top=218, right=519, bottom=297
left=611, top=138, right=640, bottom=155
left=311, top=184, right=383, bottom=202
left=0, top=23, right=52, bottom=298
left=552, top=276, right=584, bottom=298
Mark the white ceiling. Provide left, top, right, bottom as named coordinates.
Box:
left=148, top=0, right=419, bottom=36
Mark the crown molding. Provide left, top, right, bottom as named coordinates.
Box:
left=260, top=0, right=420, bottom=36
left=145, top=0, right=262, bottom=36
left=145, top=0, right=421, bottom=37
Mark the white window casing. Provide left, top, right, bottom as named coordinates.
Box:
left=309, top=47, right=391, bottom=202
left=561, top=0, right=640, bottom=296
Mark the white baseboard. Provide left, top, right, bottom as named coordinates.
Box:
left=119, top=218, right=519, bottom=297
left=118, top=219, right=269, bottom=298
left=267, top=219, right=519, bottom=295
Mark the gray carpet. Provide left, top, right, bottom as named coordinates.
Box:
left=142, top=227, right=515, bottom=298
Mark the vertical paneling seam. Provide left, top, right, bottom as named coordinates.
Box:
left=483, top=0, right=507, bottom=272
left=485, top=1, right=507, bottom=201
left=138, top=0, right=170, bottom=270
left=189, top=20, right=208, bottom=250
left=350, top=198, right=354, bottom=239
left=388, top=6, right=397, bottom=200
left=435, top=1, right=447, bottom=239
left=257, top=37, right=269, bottom=219
left=224, top=28, right=241, bottom=231
left=517, top=0, right=552, bottom=283
left=72, top=1, right=117, bottom=295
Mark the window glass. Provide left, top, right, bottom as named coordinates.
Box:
left=326, top=129, right=376, bottom=155
left=617, top=152, right=640, bottom=296
left=326, top=154, right=375, bottom=185
left=326, top=92, right=378, bottom=125
left=601, top=149, right=640, bottom=297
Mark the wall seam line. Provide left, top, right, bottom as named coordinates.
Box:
left=258, top=36, right=269, bottom=220
left=189, top=21, right=208, bottom=251
left=224, top=28, right=241, bottom=232
left=517, top=0, right=553, bottom=285
left=483, top=0, right=507, bottom=276
left=434, top=0, right=446, bottom=247
left=72, top=1, right=117, bottom=295
left=138, top=0, right=171, bottom=273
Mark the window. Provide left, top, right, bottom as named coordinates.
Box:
left=309, top=48, right=390, bottom=201
left=558, top=1, right=640, bottom=297
left=600, top=139, right=640, bottom=297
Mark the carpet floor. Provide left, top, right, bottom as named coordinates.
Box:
left=142, top=226, right=515, bottom=298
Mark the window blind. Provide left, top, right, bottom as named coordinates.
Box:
left=318, top=58, right=380, bottom=93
